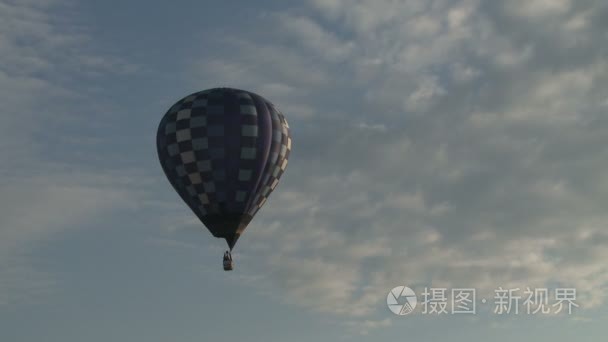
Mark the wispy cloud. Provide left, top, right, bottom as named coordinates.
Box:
left=0, top=0, right=144, bottom=305
left=165, top=0, right=608, bottom=332
left=2, top=0, right=607, bottom=337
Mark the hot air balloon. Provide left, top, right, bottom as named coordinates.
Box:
left=156, top=88, right=291, bottom=270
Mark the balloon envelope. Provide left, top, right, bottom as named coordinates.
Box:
left=156, top=88, right=291, bottom=249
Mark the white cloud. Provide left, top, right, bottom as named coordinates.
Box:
left=2, top=0, right=605, bottom=333
left=0, top=0, right=145, bottom=305
left=344, top=318, right=392, bottom=335
left=0, top=173, right=139, bottom=305
left=193, top=40, right=330, bottom=89
left=403, top=75, right=447, bottom=113
left=276, top=13, right=355, bottom=62
left=450, top=62, right=482, bottom=83
left=186, top=0, right=608, bottom=331
left=504, top=0, right=572, bottom=18
left=355, top=122, right=388, bottom=132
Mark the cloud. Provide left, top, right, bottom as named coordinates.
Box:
left=344, top=318, right=392, bottom=336
left=0, top=0, right=144, bottom=305
left=3, top=0, right=607, bottom=334
left=0, top=175, right=136, bottom=305
left=503, top=0, right=572, bottom=18
left=173, top=0, right=608, bottom=331
left=403, top=75, right=447, bottom=113
left=276, top=13, right=355, bottom=62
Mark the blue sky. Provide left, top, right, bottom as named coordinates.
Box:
left=1, top=0, right=608, bottom=340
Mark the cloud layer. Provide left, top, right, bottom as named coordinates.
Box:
left=186, top=0, right=608, bottom=326
left=2, top=0, right=607, bottom=334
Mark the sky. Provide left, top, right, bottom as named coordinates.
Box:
left=1, top=0, right=608, bottom=340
